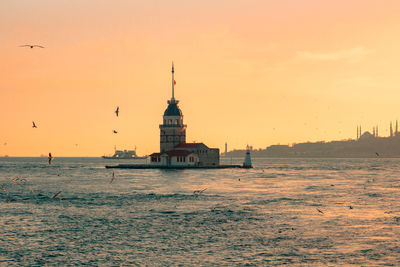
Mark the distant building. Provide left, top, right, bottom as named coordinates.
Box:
left=149, top=63, right=219, bottom=167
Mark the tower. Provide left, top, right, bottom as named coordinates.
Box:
left=390, top=122, right=393, bottom=137
left=396, top=120, right=398, bottom=135
left=357, top=126, right=359, bottom=139
left=376, top=125, right=379, bottom=137
left=225, top=142, right=228, bottom=154
left=159, top=62, right=187, bottom=153
left=373, top=126, right=375, bottom=137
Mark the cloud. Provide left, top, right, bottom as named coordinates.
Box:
left=296, top=46, right=371, bottom=62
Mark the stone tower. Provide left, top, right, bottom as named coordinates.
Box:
left=159, top=63, right=187, bottom=153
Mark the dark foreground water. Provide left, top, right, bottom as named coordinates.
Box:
left=0, top=157, right=400, bottom=266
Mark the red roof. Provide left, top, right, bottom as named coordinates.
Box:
left=165, top=150, right=192, bottom=156
left=175, top=143, right=202, bottom=148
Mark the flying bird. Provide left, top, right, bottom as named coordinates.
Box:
left=115, top=106, right=119, bottom=117
left=110, top=171, right=116, bottom=184
left=349, top=206, right=353, bottom=209
left=193, top=188, right=207, bottom=196
left=48, top=153, right=54, bottom=165
left=51, top=191, right=61, bottom=200
left=113, top=130, right=118, bottom=134
left=20, top=45, right=45, bottom=49
left=375, top=152, right=380, bottom=156
left=32, top=121, right=37, bottom=128
left=316, top=208, right=324, bottom=214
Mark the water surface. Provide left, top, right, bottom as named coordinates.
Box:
left=0, top=157, right=399, bottom=265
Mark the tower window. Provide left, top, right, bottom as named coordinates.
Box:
left=168, top=120, right=172, bottom=125
left=175, top=119, right=179, bottom=125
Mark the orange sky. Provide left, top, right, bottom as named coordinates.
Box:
left=1, top=0, right=400, bottom=156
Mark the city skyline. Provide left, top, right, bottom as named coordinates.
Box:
left=1, top=0, right=400, bottom=156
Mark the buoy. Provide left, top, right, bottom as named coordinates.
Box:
left=243, top=145, right=252, bottom=168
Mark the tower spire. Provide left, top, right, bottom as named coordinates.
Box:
left=171, top=61, right=175, bottom=101
left=390, top=121, right=393, bottom=137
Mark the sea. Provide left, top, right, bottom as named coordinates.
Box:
left=0, top=157, right=399, bottom=266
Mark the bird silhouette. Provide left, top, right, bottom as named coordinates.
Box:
left=51, top=191, right=61, bottom=200
left=115, top=106, right=119, bottom=117
left=32, top=121, right=37, bottom=128
left=20, top=45, right=45, bottom=49
left=316, top=208, right=324, bottom=214
left=110, top=171, right=116, bottom=184
left=113, top=130, right=118, bottom=134
left=193, top=188, right=207, bottom=196
left=48, top=153, right=54, bottom=165
left=375, top=152, right=380, bottom=156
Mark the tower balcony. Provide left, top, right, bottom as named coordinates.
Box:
left=160, top=124, right=187, bottom=129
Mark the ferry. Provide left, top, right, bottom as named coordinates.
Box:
left=102, top=147, right=147, bottom=159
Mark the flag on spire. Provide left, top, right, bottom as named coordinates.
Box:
left=174, top=80, right=176, bottom=85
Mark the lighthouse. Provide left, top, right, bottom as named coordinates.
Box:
left=159, top=62, right=187, bottom=153
left=243, top=145, right=252, bottom=168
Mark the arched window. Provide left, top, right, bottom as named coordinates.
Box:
left=175, top=119, right=179, bottom=125
left=168, top=119, right=172, bottom=125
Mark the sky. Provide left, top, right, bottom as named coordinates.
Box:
left=1, top=0, right=400, bottom=156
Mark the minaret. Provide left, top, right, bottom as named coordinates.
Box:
left=396, top=120, right=398, bottom=136
left=225, top=142, right=227, bottom=155
left=373, top=127, right=375, bottom=137
left=159, top=63, right=187, bottom=153
left=390, top=122, right=393, bottom=137
left=357, top=126, right=359, bottom=140
left=376, top=125, right=379, bottom=137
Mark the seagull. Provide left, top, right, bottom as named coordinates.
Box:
left=20, top=45, right=45, bottom=49
left=32, top=121, right=37, bottom=128
left=193, top=188, right=207, bottom=196
left=113, top=130, right=118, bottom=134
left=375, top=152, right=380, bottom=156
left=1, top=185, right=10, bottom=203
left=110, top=171, right=116, bottom=184
left=51, top=191, right=61, bottom=200
left=316, top=208, right=324, bottom=214
left=115, top=106, right=119, bottom=117
left=349, top=206, right=353, bottom=209
left=48, top=153, right=54, bottom=165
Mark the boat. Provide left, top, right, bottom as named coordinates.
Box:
left=102, top=147, right=147, bottom=159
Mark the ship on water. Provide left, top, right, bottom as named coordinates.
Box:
left=102, top=147, right=147, bottom=159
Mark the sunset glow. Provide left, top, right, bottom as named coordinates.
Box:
left=1, top=0, right=400, bottom=156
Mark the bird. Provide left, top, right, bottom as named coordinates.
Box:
left=32, top=121, right=37, bottom=128
left=113, top=130, right=118, bottom=134
left=193, top=188, right=207, bottom=196
left=115, top=106, right=119, bottom=117
left=48, top=153, right=54, bottom=165
left=19, top=45, right=45, bottom=49
left=1, top=185, right=10, bottom=203
left=316, top=208, right=324, bottom=214
left=110, top=171, right=116, bottom=184
left=375, top=152, right=380, bottom=156
left=51, top=191, right=61, bottom=200
left=349, top=206, right=353, bottom=209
